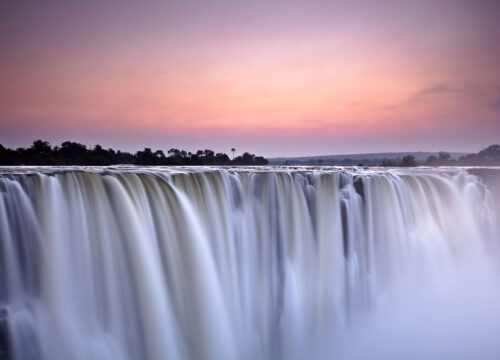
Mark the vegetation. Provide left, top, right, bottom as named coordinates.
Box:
left=381, top=155, right=416, bottom=167
left=0, top=140, right=269, bottom=166
left=423, top=145, right=500, bottom=166
left=380, top=145, right=500, bottom=167
left=2, top=140, right=498, bottom=167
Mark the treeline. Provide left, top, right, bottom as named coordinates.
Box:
left=381, top=155, right=418, bottom=167
left=423, top=145, right=500, bottom=166
left=381, top=144, right=500, bottom=167
left=0, top=140, right=269, bottom=166
left=285, top=158, right=383, bottom=166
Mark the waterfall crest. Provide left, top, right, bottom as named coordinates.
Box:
left=0, top=168, right=498, bottom=360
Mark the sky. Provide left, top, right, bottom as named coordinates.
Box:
left=0, top=0, right=499, bottom=157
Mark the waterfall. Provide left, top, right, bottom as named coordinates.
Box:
left=0, top=167, right=498, bottom=360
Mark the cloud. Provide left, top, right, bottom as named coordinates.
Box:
left=384, top=83, right=461, bottom=111
left=414, top=83, right=460, bottom=97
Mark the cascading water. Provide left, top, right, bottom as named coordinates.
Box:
left=0, top=167, right=499, bottom=360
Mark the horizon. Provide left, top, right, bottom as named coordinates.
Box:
left=0, top=138, right=483, bottom=160
left=1, top=0, right=500, bottom=157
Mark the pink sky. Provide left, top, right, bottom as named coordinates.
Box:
left=0, top=0, right=499, bottom=157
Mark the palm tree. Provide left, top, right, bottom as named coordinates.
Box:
left=231, top=148, right=236, bottom=160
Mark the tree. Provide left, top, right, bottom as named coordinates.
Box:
left=478, top=144, right=500, bottom=162
left=203, top=149, right=214, bottom=157
left=31, top=140, right=52, bottom=154
left=0, top=140, right=270, bottom=166
left=381, top=159, right=397, bottom=167
left=155, top=150, right=165, bottom=158
left=58, top=141, right=88, bottom=164
left=233, top=152, right=260, bottom=165
left=215, top=153, right=230, bottom=164
left=135, top=148, right=157, bottom=165
left=89, top=144, right=114, bottom=165
left=400, top=155, right=416, bottom=167
left=438, top=152, right=451, bottom=163
left=254, top=156, right=268, bottom=165
left=168, top=148, right=180, bottom=157
left=425, top=155, right=438, bottom=165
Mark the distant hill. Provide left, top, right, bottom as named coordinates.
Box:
left=269, top=152, right=469, bottom=166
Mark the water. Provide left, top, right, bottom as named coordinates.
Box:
left=0, top=166, right=499, bottom=360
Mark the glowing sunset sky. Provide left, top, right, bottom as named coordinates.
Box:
left=1, top=0, right=499, bottom=156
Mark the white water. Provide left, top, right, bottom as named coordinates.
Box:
left=0, top=167, right=499, bottom=360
